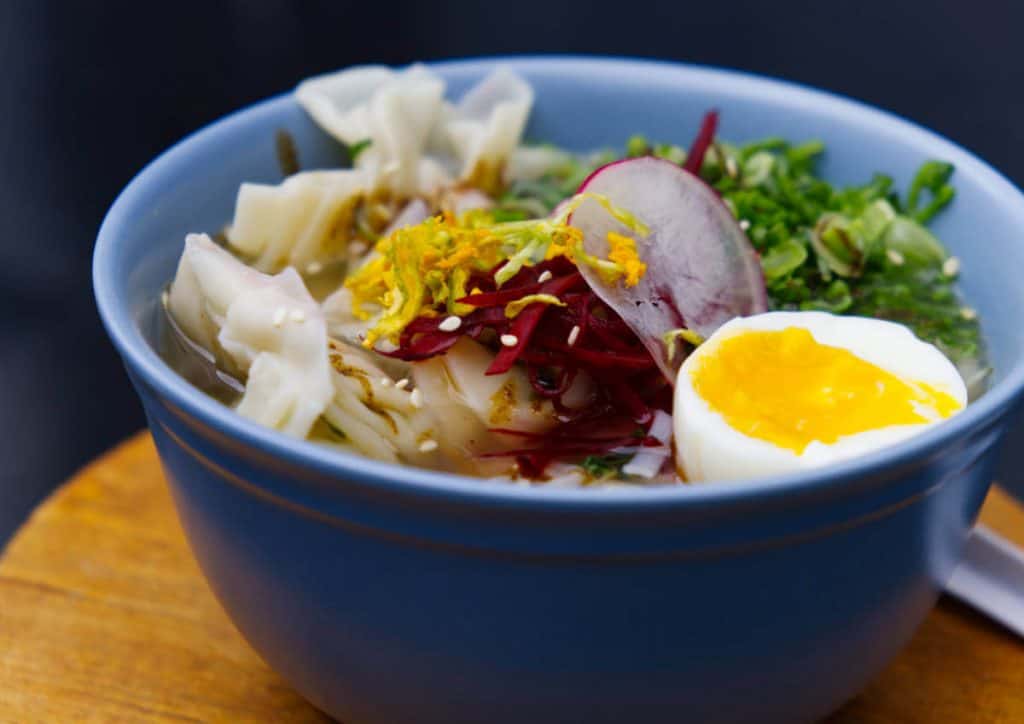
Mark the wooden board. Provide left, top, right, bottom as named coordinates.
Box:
left=1, top=432, right=1022, bottom=723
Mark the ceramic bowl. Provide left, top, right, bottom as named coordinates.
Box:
left=94, top=57, right=1024, bottom=724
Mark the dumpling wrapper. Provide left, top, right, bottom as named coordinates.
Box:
left=169, top=233, right=334, bottom=438
left=227, top=169, right=367, bottom=274
left=295, top=64, right=535, bottom=196
left=446, top=68, right=534, bottom=191
left=295, top=64, right=449, bottom=197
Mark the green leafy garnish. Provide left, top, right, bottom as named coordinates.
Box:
left=580, top=453, right=632, bottom=479
left=696, top=138, right=978, bottom=365
left=345, top=138, right=373, bottom=165
left=906, top=161, right=955, bottom=223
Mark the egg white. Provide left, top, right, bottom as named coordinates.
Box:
left=673, top=311, right=968, bottom=483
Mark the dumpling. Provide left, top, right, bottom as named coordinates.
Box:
left=226, top=169, right=367, bottom=274
left=167, top=232, right=265, bottom=355
left=169, top=234, right=444, bottom=463
left=168, top=233, right=334, bottom=438
left=321, top=340, right=441, bottom=466
left=412, top=337, right=557, bottom=475
left=295, top=64, right=451, bottom=197
left=446, top=68, right=534, bottom=192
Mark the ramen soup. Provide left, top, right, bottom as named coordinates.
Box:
left=160, top=64, right=986, bottom=487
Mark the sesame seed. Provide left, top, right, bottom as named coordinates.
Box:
left=395, top=378, right=409, bottom=390
left=943, top=256, right=961, bottom=277
left=290, top=309, right=306, bottom=323
left=410, top=388, right=424, bottom=408
left=272, top=308, right=287, bottom=327
left=438, top=315, right=462, bottom=332
left=382, top=160, right=401, bottom=175
left=380, top=377, right=392, bottom=387
left=725, top=157, right=738, bottom=178
left=306, top=261, right=323, bottom=274
left=500, top=334, right=519, bottom=347
left=349, top=241, right=368, bottom=256
left=960, top=306, right=977, bottom=321
left=738, top=219, right=751, bottom=231
left=567, top=325, right=581, bottom=346
left=886, top=249, right=905, bottom=266
left=419, top=439, right=439, bottom=453
left=537, top=270, right=553, bottom=283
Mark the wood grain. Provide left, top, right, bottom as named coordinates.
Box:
left=1, top=432, right=1022, bottom=723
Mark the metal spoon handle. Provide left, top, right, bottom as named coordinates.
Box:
left=946, top=524, right=1024, bottom=639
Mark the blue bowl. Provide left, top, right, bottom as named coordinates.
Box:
left=94, top=57, right=1024, bottom=724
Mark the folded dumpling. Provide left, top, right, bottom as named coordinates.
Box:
left=168, top=233, right=334, bottom=438
left=168, top=234, right=445, bottom=463
left=295, top=64, right=450, bottom=197
left=411, top=337, right=559, bottom=475
left=322, top=341, right=441, bottom=466
left=226, top=169, right=367, bottom=274
left=446, top=68, right=534, bottom=192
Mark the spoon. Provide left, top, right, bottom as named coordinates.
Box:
left=946, top=523, right=1024, bottom=639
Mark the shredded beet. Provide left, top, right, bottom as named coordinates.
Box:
left=683, top=110, right=719, bottom=175
left=384, top=256, right=672, bottom=477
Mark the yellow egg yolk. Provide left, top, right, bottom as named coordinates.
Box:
left=689, top=327, right=962, bottom=453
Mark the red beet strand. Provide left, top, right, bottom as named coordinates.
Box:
left=683, top=109, right=719, bottom=175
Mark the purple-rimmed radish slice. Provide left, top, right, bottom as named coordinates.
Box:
left=569, top=156, right=767, bottom=380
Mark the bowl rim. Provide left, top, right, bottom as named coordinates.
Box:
left=94, top=54, right=1024, bottom=513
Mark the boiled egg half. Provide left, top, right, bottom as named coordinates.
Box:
left=673, top=311, right=967, bottom=482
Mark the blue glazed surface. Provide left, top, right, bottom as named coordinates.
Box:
left=95, top=57, right=1024, bottom=723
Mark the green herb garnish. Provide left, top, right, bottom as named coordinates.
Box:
left=349, top=138, right=373, bottom=162
left=701, top=138, right=980, bottom=366
left=580, top=453, right=632, bottom=479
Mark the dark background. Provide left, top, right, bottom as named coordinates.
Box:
left=2, top=0, right=1021, bottom=543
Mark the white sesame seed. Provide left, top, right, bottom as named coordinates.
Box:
left=500, top=334, right=519, bottom=347
left=725, top=157, right=738, bottom=178
left=886, top=249, right=905, bottom=266
left=567, top=325, right=581, bottom=346
left=738, top=219, right=751, bottom=231
left=943, top=256, right=961, bottom=277
left=960, top=306, right=977, bottom=321
left=395, top=378, right=409, bottom=390
left=380, top=377, right=392, bottom=387
left=537, top=270, right=553, bottom=283
left=382, top=160, right=401, bottom=175
left=418, top=439, right=439, bottom=453
left=438, top=315, right=462, bottom=332
left=349, top=241, right=368, bottom=256
left=290, top=309, right=306, bottom=323
left=410, top=388, right=424, bottom=408
left=272, top=307, right=287, bottom=327
left=306, top=261, right=323, bottom=275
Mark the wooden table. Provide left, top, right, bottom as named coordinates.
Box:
left=1, top=433, right=1022, bottom=722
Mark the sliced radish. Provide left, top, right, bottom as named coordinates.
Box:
left=570, top=156, right=767, bottom=379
